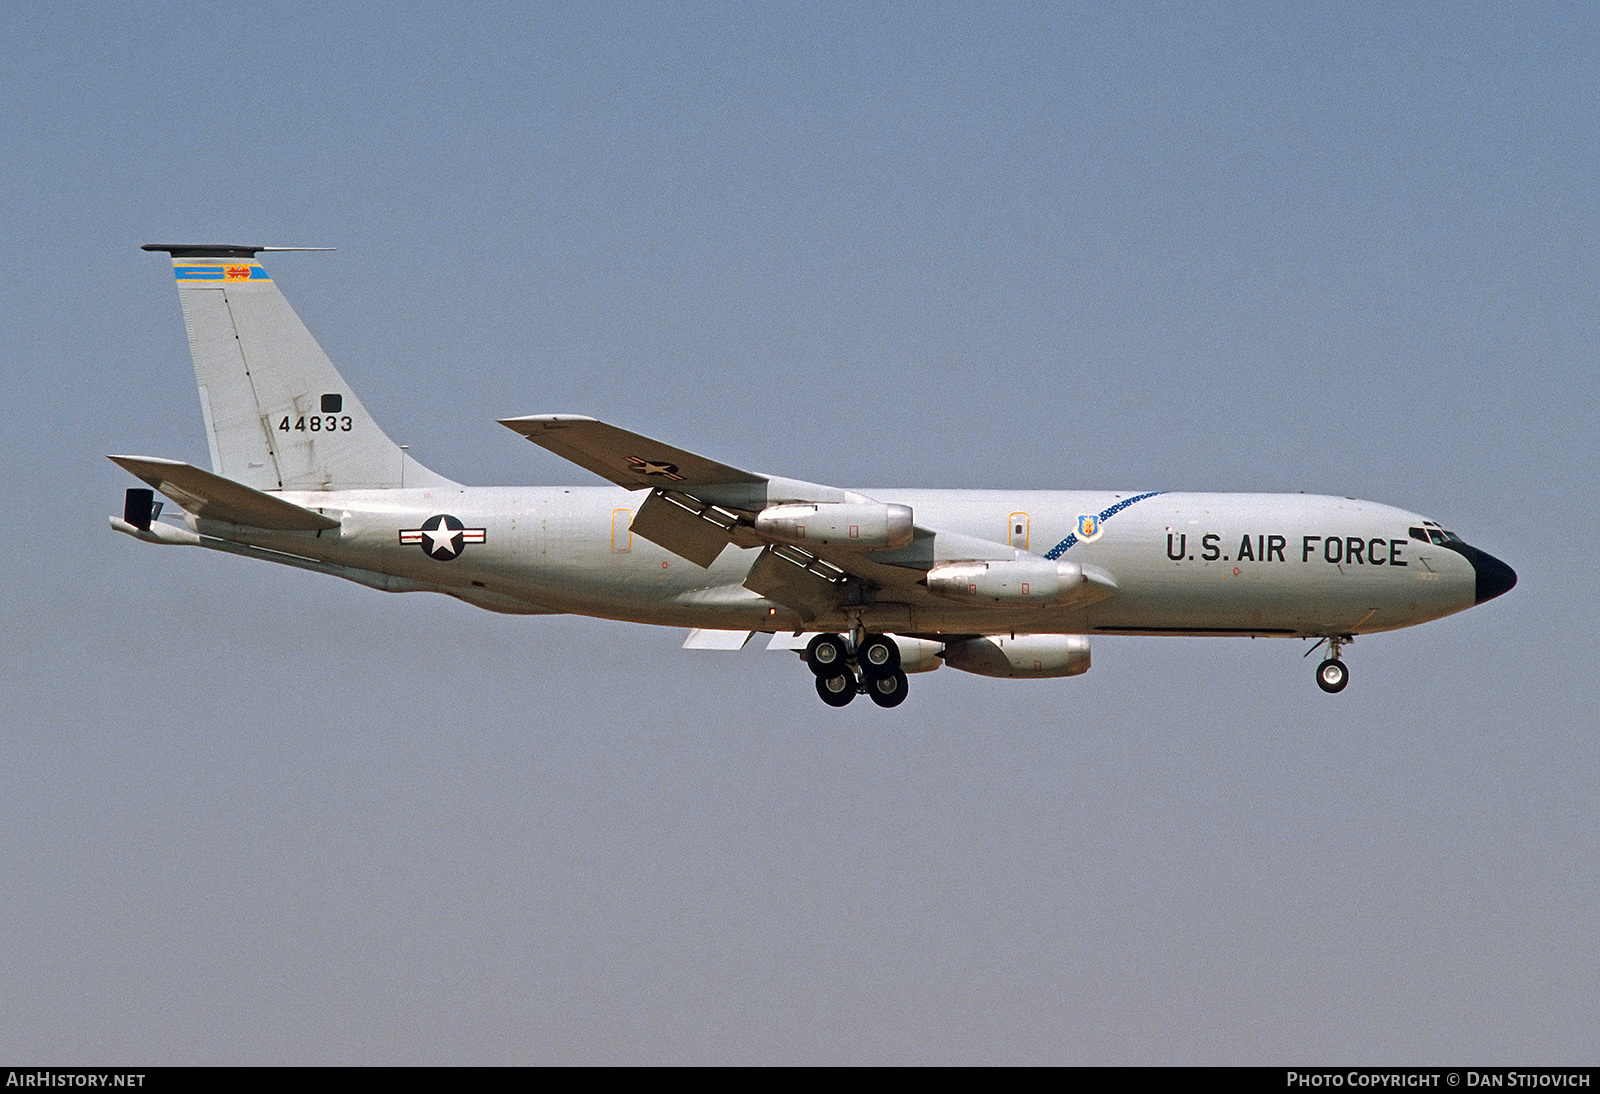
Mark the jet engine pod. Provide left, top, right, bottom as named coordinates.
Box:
left=892, top=635, right=945, bottom=673
left=925, top=558, right=1086, bottom=604
left=753, top=502, right=914, bottom=550
left=940, top=634, right=1090, bottom=678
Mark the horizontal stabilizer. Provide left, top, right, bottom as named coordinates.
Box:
left=500, top=415, right=766, bottom=490
left=108, top=456, right=339, bottom=531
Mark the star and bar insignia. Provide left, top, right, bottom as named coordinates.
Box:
left=626, top=456, right=684, bottom=481
left=399, top=514, right=487, bottom=561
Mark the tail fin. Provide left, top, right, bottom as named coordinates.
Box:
left=143, top=244, right=455, bottom=491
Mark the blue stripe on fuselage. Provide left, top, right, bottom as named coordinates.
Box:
left=1043, top=491, right=1164, bottom=559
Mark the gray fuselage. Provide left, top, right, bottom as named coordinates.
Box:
left=212, top=486, right=1490, bottom=640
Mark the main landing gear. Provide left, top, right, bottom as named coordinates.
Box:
left=805, top=632, right=909, bottom=709
left=1307, top=635, right=1352, bottom=694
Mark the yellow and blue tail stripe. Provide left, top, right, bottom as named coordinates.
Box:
left=173, top=263, right=271, bottom=282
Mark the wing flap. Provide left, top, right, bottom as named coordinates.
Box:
left=629, top=489, right=739, bottom=568
left=742, top=545, right=848, bottom=623
left=108, top=455, right=340, bottom=531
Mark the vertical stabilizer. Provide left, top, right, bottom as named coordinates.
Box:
left=143, top=244, right=456, bottom=491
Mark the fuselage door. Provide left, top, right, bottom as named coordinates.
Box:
left=1008, top=512, right=1029, bottom=551
left=612, top=508, right=632, bottom=552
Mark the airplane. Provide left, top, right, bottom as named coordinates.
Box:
left=111, top=244, right=1516, bottom=708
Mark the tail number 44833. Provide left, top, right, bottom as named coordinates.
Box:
left=279, top=415, right=353, bottom=433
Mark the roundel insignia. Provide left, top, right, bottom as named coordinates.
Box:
left=399, top=514, right=487, bottom=561
left=626, top=455, right=685, bottom=481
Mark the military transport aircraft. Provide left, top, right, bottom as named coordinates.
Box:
left=111, top=244, right=1516, bottom=708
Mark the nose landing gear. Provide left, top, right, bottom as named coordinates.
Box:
left=803, top=632, right=910, bottom=708
left=1307, top=635, right=1352, bottom=693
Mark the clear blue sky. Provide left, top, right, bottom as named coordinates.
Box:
left=3, top=1, right=1594, bottom=1064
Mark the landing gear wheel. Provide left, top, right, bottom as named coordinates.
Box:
left=857, top=633, right=900, bottom=677
left=866, top=670, right=909, bottom=708
left=1316, top=658, right=1349, bottom=694
left=816, top=671, right=857, bottom=707
left=804, top=633, right=850, bottom=676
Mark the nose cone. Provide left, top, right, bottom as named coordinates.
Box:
left=1441, top=539, right=1516, bottom=604
left=1471, top=547, right=1517, bottom=604
left=1446, top=541, right=1516, bottom=604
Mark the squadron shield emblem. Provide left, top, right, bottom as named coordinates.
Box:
left=1077, top=514, right=1102, bottom=542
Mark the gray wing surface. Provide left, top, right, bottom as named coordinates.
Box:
left=499, top=415, right=766, bottom=490
left=498, top=416, right=1103, bottom=624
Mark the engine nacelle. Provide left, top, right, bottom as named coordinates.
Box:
left=754, top=502, right=914, bottom=550
left=925, top=558, right=1085, bottom=604
left=892, top=635, right=945, bottom=674
left=940, top=634, right=1090, bottom=679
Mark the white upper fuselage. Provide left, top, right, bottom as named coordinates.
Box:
left=217, top=485, right=1477, bottom=639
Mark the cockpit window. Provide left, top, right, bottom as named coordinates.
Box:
left=1413, top=521, right=1461, bottom=546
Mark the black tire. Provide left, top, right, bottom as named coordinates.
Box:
left=858, top=633, right=901, bottom=677
left=816, top=671, right=857, bottom=707
left=805, top=633, right=850, bottom=676
left=1316, top=658, right=1349, bottom=694
left=866, top=669, right=909, bottom=708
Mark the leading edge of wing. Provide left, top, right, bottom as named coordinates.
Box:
left=498, top=415, right=767, bottom=490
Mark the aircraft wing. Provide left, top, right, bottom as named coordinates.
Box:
left=108, top=455, right=340, bottom=531
left=500, top=415, right=1114, bottom=624
left=499, top=415, right=766, bottom=489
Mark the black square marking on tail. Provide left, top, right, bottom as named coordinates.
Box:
left=320, top=393, right=343, bottom=413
